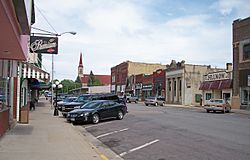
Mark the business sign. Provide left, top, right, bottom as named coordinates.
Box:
left=248, top=75, right=250, bottom=87
left=30, top=36, right=58, bottom=54
left=204, top=71, right=231, bottom=81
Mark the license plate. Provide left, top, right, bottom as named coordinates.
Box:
left=70, top=118, right=75, bottom=121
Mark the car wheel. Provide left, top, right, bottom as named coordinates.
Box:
left=117, top=110, right=124, bottom=120
left=92, top=114, right=100, bottom=124
left=206, top=110, right=210, bottom=113
left=155, top=102, right=158, bottom=106
left=135, top=101, right=138, bottom=103
left=145, top=104, right=148, bottom=106
left=161, top=102, right=165, bottom=106
left=62, top=114, right=67, bottom=118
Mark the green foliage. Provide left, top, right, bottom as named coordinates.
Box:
left=88, top=70, right=102, bottom=86
left=75, top=76, right=81, bottom=83
left=60, top=79, right=82, bottom=93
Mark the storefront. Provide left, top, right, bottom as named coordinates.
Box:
left=239, top=70, right=250, bottom=109
left=153, top=69, right=166, bottom=97
left=199, top=71, right=233, bottom=105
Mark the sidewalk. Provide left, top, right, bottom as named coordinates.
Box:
left=0, top=97, right=116, bottom=160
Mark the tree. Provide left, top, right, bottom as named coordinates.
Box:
left=60, top=79, right=81, bottom=93
left=75, top=76, right=81, bottom=83
left=88, top=70, right=102, bottom=86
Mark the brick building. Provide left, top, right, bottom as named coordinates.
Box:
left=111, top=61, right=165, bottom=95
left=232, top=17, right=250, bottom=109
left=153, top=69, right=166, bottom=98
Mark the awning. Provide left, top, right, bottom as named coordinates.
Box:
left=199, top=79, right=232, bottom=90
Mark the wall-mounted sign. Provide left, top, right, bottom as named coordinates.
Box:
left=30, top=36, right=58, bottom=54
left=204, top=71, right=231, bottom=81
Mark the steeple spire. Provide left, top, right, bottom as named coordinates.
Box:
left=79, top=52, right=83, bottom=67
left=78, top=52, right=83, bottom=77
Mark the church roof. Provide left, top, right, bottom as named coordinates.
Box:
left=80, top=74, right=111, bottom=85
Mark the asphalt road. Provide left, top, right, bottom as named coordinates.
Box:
left=82, top=103, right=250, bottom=160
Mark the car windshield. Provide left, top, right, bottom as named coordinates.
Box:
left=214, top=99, right=224, bottom=103
left=63, top=97, right=76, bottom=102
left=76, top=95, right=91, bottom=101
left=80, top=101, right=101, bottom=109
left=147, top=97, right=155, bottom=100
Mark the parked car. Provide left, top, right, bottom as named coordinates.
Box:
left=126, top=95, right=139, bottom=103
left=144, top=96, right=165, bottom=106
left=67, top=100, right=128, bottom=124
left=61, top=93, right=123, bottom=117
left=57, top=96, right=78, bottom=117
left=204, top=99, right=231, bottom=113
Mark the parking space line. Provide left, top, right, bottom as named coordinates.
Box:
left=84, top=122, right=113, bottom=129
left=119, top=139, right=159, bottom=157
left=96, top=128, right=129, bottom=139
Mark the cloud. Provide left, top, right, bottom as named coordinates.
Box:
left=211, top=0, right=250, bottom=17
left=35, top=0, right=240, bottom=80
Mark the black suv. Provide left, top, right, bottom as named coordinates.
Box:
left=60, top=93, right=122, bottom=117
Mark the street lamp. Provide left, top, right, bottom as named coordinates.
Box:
left=31, top=27, right=77, bottom=110
left=52, top=80, right=63, bottom=116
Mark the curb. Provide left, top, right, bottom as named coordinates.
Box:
left=73, top=125, right=124, bottom=160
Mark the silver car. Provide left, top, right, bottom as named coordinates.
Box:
left=144, top=97, right=165, bottom=106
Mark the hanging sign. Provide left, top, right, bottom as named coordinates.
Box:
left=30, top=36, right=58, bottom=54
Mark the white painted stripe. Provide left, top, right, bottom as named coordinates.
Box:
left=119, top=139, right=159, bottom=157
left=96, top=128, right=129, bottom=139
left=84, top=122, right=113, bottom=129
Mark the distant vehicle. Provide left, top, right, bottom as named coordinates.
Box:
left=144, top=96, right=165, bottom=106
left=67, top=100, right=128, bottom=124
left=126, top=95, right=139, bottom=103
left=204, top=99, right=231, bottom=113
left=60, top=93, right=123, bottom=117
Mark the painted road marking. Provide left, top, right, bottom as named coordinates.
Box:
left=96, top=128, right=129, bottom=139
left=119, top=139, right=159, bottom=157
left=84, top=122, right=113, bottom=129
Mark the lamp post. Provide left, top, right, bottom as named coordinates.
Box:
left=52, top=81, right=63, bottom=116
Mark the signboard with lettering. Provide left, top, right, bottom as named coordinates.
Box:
left=30, top=36, right=58, bottom=54
left=204, top=71, right=231, bottom=81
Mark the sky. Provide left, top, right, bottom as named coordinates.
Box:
left=32, top=0, right=250, bottom=81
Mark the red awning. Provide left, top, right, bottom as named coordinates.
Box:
left=218, top=79, right=232, bottom=89
left=199, top=79, right=232, bottom=90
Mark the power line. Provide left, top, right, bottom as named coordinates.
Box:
left=35, top=5, right=58, bottom=34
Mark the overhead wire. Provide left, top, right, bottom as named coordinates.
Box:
left=34, top=5, right=58, bottom=34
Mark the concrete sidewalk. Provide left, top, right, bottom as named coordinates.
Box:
left=0, top=97, right=117, bottom=160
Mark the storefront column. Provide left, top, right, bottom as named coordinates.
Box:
left=176, top=77, right=180, bottom=103
left=171, top=78, right=174, bottom=103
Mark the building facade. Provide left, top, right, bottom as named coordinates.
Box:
left=165, top=60, right=219, bottom=106
left=111, top=61, right=165, bottom=95
left=0, top=0, right=36, bottom=137
left=199, top=63, right=233, bottom=105
left=232, top=17, right=250, bottom=110
left=152, top=69, right=166, bottom=98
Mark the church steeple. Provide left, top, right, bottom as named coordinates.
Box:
left=78, top=52, right=83, bottom=77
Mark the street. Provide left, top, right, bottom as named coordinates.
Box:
left=81, top=103, right=250, bottom=160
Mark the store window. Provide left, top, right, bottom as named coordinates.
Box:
left=205, top=93, right=212, bottom=100
left=241, top=87, right=250, bottom=105
left=243, top=43, right=250, bottom=60
left=0, top=77, right=10, bottom=110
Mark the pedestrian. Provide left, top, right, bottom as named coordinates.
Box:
left=30, top=100, right=35, bottom=110
left=200, top=97, right=203, bottom=107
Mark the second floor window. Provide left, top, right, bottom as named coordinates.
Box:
left=243, top=43, right=250, bottom=60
